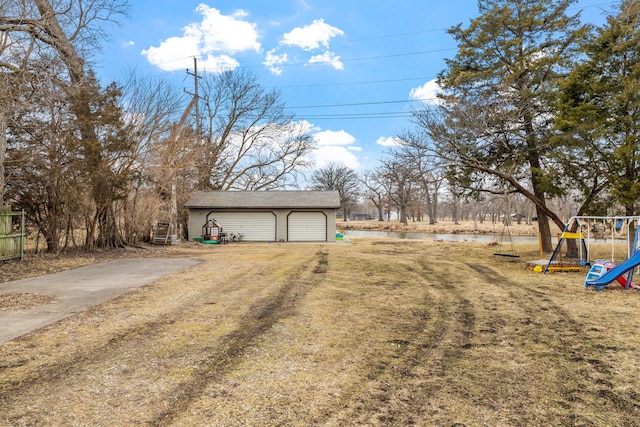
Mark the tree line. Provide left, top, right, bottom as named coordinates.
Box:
left=314, top=0, right=640, bottom=253
left=0, top=0, right=313, bottom=253
left=1, top=0, right=639, bottom=254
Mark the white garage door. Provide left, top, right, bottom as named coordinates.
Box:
left=210, top=212, right=276, bottom=241
left=288, top=212, right=327, bottom=241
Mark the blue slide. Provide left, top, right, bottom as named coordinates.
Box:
left=586, top=251, right=640, bottom=288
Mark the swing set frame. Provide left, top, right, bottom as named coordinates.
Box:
left=543, top=216, right=640, bottom=274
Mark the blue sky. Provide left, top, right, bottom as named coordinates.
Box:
left=96, top=0, right=614, bottom=173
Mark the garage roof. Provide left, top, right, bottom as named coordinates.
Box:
left=185, top=190, right=341, bottom=209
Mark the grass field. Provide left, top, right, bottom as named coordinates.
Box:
left=1, top=238, right=640, bottom=426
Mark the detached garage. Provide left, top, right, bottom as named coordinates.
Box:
left=184, top=190, right=341, bottom=242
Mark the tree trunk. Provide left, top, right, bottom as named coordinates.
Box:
left=43, top=181, right=61, bottom=253
left=427, top=191, right=437, bottom=224
left=94, top=202, right=124, bottom=249
left=0, top=111, right=5, bottom=206
left=524, top=116, right=553, bottom=252
left=89, top=173, right=125, bottom=249
left=452, top=195, right=459, bottom=225
left=399, top=206, right=408, bottom=225
left=536, top=208, right=553, bottom=253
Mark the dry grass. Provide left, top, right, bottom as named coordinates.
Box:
left=1, top=237, right=640, bottom=426
left=0, top=293, right=57, bottom=311
left=338, top=218, right=563, bottom=236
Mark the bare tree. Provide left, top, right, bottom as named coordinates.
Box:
left=0, top=5, right=39, bottom=206
left=310, top=163, right=360, bottom=220
left=377, top=157, right=416, bottom=226
left=395, top=130, right=445, bottom=224
left=110, top=72, right=186, bottom=244
left=196, top=69, right=314, bottom=191
left=0, top=72, right=7, bottom=206
left=360, top=170, right=387, bottom=221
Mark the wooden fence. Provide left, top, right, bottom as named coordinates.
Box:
left=0, top=208, right=24, bottom=262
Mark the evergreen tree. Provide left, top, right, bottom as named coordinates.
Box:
left=556, top=0, right=640, bottom=216
left=418, top=0, right=588, bottom=251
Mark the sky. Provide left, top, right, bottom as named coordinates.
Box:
left=95, top=0, right=615, bottom=173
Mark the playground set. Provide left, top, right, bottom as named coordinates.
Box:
left=542, top=216, right=640, bottom=290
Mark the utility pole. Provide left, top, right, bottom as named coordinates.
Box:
left=153, top=57, right=200, bottom=245
left=185, top=57, right=202, bottom=137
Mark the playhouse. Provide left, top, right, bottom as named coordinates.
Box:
left=200, top=216, right=225, bottom=244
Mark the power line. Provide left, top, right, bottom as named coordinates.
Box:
left=287, top=98, right=434, bottom=110
left=227, top=47, right=456, bottom=72
left=340, top=48, right=456, bottom=64
left=299, top=113, right=413, bottom=120
left=300, top=111, right=410, bottom=117
left=273, top=76, right=436, bottom=89
left=331, top=28, right=450, bottom=45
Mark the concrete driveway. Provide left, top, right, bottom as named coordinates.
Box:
left=0, top=257, right=201, bottom=343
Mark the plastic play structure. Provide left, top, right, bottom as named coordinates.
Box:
left=196, top=215, right=226, bottom=244
left=584, top=257, right=640, bottom=290
left=584, top=218, right=640, bottom=290
left=543, top=216, right=640, bottom=290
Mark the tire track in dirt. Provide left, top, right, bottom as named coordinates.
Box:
left=465, top=262, right=640, bottom=424
left=0, top=259, right=267, bottom=397
left=0, top=250, right=312, bottom=424
left=328, top=252, right=640, bottom=426
left=325, top=255, right=476, bottom=426
left=150, top=249, right=327, bottom=426
left=374, top=258, right=475, bottom=425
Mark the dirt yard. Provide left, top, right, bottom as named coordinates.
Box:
left=1, top=235, right=640, bottom=426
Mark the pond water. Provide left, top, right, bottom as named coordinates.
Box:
left=343, top=229, right=539, bottom=243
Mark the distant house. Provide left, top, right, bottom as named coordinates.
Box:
left=350, top=213, right=376, bottom=221
left=184, top=190, right=341, bottom=242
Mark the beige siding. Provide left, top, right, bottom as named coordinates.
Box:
left=209, top=212, right=276, bottom=241
left=188, top=207, right=338, bottom=242
left=288, top=212, right=327, bottom=241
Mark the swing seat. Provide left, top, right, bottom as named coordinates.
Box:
left=493, top=222, right=519, bottom=259
left=493, top=253, right=520, bottom=258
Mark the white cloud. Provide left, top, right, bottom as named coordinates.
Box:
left=263, top=18, right=344, bottom=75
left=312, top=145, right=361, bottom=170
left=308, top=51, right=344, bottom=70
left=263, top=49, right=288, bottom=75
left=296, top=119, right=320, bottom=134
left=376, top=136, right=402, bottom=147
left=141, top=5, right=260, bottom=72
left=314, top=129, right=355, bottom=146
left=409, top=79, right=442, bottom=104
left=198, top=55, right=241, bottom=71
left=281, top=19, right=344, bottom=50
left=311, top=129, right=361, bottom=169
left=196, top=6, right=260, bottom=54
